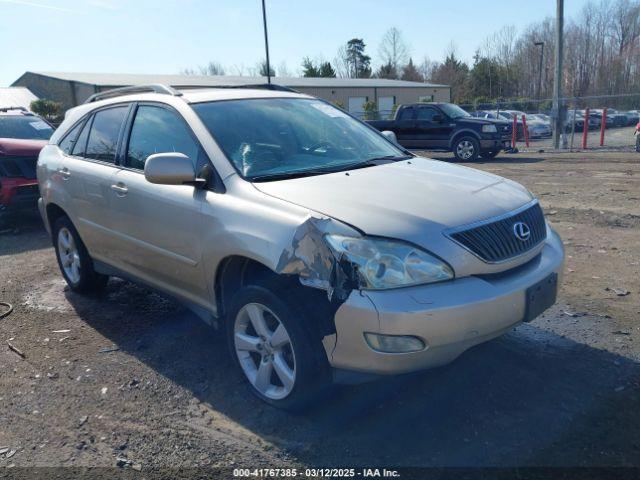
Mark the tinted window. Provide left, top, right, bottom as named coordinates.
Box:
left=0, top=115, right=54, bottom=140
left=126, top=106, right=199, bottom=170
left=416, top=107, right=438, bottom=122
left=397, top=107, right=414, bottom=121
left=59, top=120, right=85, bottom=154
left=72, top=117, right=92, bottom=156
left=85, top=106, right=128, bottom=163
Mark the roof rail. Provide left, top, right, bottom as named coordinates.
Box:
left=0, top=106, right=29, bottom=113
left=177, top=83, right=297, bottom=93
left=84, top=84, right=183, bottom=103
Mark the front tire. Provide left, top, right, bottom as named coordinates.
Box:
left=53, top=216, right=108, bottom=293
left=453, top=136, right=480, bottom=161
left=226, top=283, right=330, bottom=411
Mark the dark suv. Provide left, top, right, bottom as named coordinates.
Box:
left=0, top=107, right=53, bottom=221
left=368, top=103, right=512, bottom=161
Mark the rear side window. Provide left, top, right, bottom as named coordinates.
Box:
left=58, top=120, right=85, bottom=154
left=126, top=105, right=199, bottom=170
left=397, top=107, right=414, bottom=121
left=71, top=118, right=92, bottom=156
left=84, top=106, right=128, bottom=163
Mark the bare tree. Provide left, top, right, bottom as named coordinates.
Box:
left=378, top=27, right=409, bottom=77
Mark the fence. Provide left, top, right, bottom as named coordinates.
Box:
left=458, top=93, right=640, bottom=150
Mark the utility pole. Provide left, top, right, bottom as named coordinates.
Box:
left=552, top=0, right=564, bottom=149
left=261, top=0, right=271, bottom=85
left=534, top=41, right=544, bottom=100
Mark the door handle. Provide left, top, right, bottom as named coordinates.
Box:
left=110, top=183, right=128, bottom=196
left=58, top=167, right=71, bottom=180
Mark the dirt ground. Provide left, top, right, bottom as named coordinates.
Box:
left=1, top=150, right=639, bottom=474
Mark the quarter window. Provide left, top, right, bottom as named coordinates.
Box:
left=126, top=106, right=199, bottom=170
left=84, top=106, right=128, bottom=163
left=71, top=117, right=92, bottom=157
left=59, top=120, right=85, bottom=155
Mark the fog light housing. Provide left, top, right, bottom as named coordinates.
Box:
left=364, top=333, right=426, bottom=353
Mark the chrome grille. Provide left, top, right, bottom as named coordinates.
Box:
left=448, top=202, right=546, bottom=263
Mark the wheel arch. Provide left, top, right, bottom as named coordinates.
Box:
left=449, top=129, right=481, bottom=149
left=45, top=202, right=71, bottom=236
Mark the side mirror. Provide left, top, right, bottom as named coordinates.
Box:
left=144, top=152, right=199, bottom=186
left=381, top=130, right=399, bottom=144
left=432, top=114, right=444, bottom=122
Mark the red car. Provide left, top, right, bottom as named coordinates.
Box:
left=0, top=107, right=53, bottom=221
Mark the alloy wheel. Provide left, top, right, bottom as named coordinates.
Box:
left=456, top=140, right=475, bottom=160
left=233, top=303, right=296, bottom=400
left=57, top=227, right=81, bottom=284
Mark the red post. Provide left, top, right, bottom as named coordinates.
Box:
left=522, top=114, right=530, bottom=147
left=511, top=115, right=517, bottom=148
left=582, top=107, right=589, bottom=149
left=600, top=107, right=607, bottom=146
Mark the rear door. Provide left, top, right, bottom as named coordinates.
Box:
left=61, top=105, right=130, bottom=259
left=108, top=103, right=208, bottom=303
left=394, top=106, right=416, bottom=146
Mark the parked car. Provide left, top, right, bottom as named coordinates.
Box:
left=593, top=108, right=626, bottom=127
left=367, top=103, right=512, bottom=160
left=478, top=110, right=528, bottom=140
left=0, top=107, right=53, bottom=221
left=38, top=85, right=564, bottom=410
left=623, top=110, right=639, bottom=126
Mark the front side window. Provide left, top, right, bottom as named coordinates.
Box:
left=416, top=107, right=438, bottom=122
left=193, top=98, right=406, bottom=181
left=84, top=106, right=128, bottom=163
left=0, top=115, right=54, bottom=140
left=126, top=106, right=199, bottom=170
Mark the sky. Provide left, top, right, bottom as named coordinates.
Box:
left=1, top=0, right=586, bottom=86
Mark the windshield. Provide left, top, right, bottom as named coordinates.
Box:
left=0, top=115, right=53, bottom=140
left=440, top=103, right=470, bottom=119
left=193, top=98, right=406, bottom=181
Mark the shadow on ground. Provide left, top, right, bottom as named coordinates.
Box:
left=64, top=279, right=640, bottom=468
left=411, top=152, right=547, bottom=165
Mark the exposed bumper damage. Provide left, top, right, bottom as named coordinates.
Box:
left=275, top=216, right=358, bottom=303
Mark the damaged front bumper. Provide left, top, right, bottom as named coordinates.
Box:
left=326, top=230, right=564, bottom=377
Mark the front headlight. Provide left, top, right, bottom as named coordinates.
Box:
left=325, top=235, right=454, bottom=290
left=481, top=124, right=498, bottom=133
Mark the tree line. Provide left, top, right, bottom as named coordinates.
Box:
left=182, top=0, right=640, bottom=108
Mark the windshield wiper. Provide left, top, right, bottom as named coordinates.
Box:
left=249, top=155, right=413, bottom=182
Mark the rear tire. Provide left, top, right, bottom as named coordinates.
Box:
left=453, top=136, right=480, bottom=161
left=53, top=216, right=108, bottom=293
left=226, top=282, right=331, bottom=411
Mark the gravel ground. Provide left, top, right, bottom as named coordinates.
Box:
left=1, top=150, right=639, bottom=474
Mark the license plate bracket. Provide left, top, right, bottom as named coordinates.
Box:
left=524, top=272, right=558, bottom=322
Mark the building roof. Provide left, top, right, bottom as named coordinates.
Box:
left=0, top=87, right=39, bottom=109
left=16, top=71, right=448, bottom=89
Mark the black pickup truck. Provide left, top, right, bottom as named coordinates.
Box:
left=367, top=103, right=512, bottom=161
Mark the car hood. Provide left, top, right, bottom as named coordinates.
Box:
left=0, top=138, right=48, bottom=156
left=253, top=158, right=533, bottom=246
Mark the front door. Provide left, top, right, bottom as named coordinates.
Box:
left=108, top=103, right=208, bottom=304
left=414, top=106, right=452, bottom=149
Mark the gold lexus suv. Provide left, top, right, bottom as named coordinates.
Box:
left=37, top=85, right=564, bottom=410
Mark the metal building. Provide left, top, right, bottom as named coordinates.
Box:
left=11, top=71, right=450, bottom=118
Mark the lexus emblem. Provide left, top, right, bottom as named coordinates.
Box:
left=513, top=221, right=531, bottom=242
